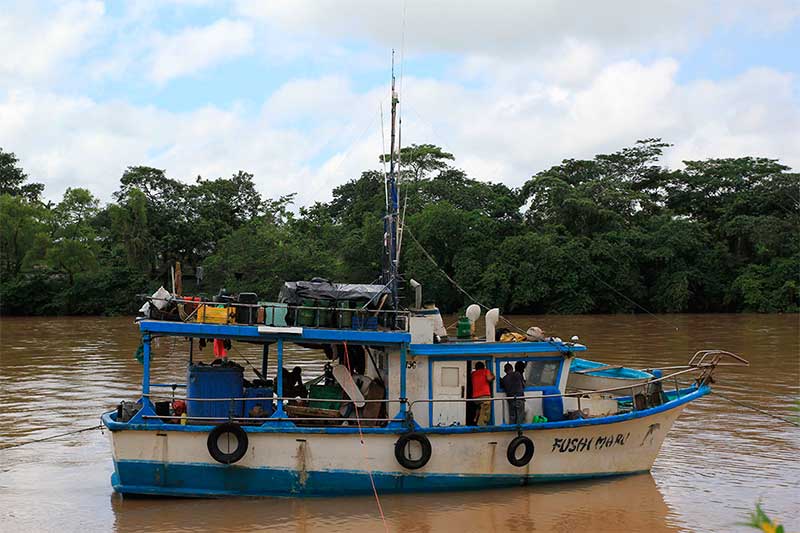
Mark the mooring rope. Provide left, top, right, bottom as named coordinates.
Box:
left=342, top=341, right=389, bottom=532
left=712, top=390, right=800, bottom=427
left=0, top=424, right=103, bottom=451
left=405, top=228, right=528, bottom=335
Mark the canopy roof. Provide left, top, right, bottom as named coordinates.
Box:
left=279, top=279, right=391, bottom=306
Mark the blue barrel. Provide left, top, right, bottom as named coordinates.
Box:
left=243, top=387, right=274, bottom=418
left=541, top=386, right=564, bottom=422
left=186, top=364, right=244, bottom=421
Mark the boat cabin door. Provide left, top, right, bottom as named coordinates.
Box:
left=431, top=360, right=467, bottom=426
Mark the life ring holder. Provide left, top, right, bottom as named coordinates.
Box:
left=394, top=432, right=432, bottom=470
left=507, top=434, right=534, bottom=467
left=207, top=422, right=249, bottom=464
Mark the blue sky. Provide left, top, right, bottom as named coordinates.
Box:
left=1, top=0, right=798, bottom=205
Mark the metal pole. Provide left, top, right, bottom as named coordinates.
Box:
left=261, top=343, right=269, bottom=380
left=384, top=51, right=400, bottom=324
left=399, top=344, right=407, bottom=417
left=142, top=333, right=151, bottom=398
left=274, top=338, right=285, bottom=418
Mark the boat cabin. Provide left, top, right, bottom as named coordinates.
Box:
left=126, top=300, right=607, bottom=431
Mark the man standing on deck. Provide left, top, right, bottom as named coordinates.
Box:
left=502, top=363, right=526, bottom=424
left=470, top=362, right=494, bottom=426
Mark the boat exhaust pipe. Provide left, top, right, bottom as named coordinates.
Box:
left=485, top=308, right=500, bottom=342
left=466, top=304, right=481, bottom=338
left=409, top=279, right=422, bottom=309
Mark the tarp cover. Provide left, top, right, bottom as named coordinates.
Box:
left=279, top=278, right=391, bottom=306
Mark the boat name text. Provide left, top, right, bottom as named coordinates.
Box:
left=551, top=432, right=631, bottom=453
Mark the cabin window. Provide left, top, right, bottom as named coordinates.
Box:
left=496, top=357, right=562, bottom=391
left=523, top=360, right=560, bottom=388
left=441, top=366, right=460, bottom=387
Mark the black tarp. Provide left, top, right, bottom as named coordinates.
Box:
left=278, top=278, right=392, bottom=306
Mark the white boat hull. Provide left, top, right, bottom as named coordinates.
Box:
left=105, top=396, right=692, bottom=496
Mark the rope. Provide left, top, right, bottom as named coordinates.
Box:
left=343, top=342, right=389, bottom=532
left=230, top=343, right=267, bottom=382
left=405, top=228, right=528, bottom=334
left=712, top=390, right=800, bottom=427
left=0, top=424, right=103, bottom=450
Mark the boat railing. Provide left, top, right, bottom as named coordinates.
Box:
left=408, top=355, right=749, bottom=414
left=138, top=392, right=403, bottom=425
left=143, top=295, right=411, bottom=331
left=408, top=367, right=692, bottom=411
left=126, top=350, right=748, bottom=426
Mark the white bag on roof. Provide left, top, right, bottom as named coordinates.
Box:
left=144, top=286, right=171, bottom=311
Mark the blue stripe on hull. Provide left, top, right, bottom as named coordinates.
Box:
left=112, top=460, right=648, bottom=497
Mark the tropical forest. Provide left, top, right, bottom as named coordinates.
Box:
left=1, top=140, right=797, bottom=316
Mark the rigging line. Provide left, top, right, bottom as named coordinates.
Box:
left=380, top=103, right=389, bottom=211
left=396, top=189, right=410, bottom=260
left=396, top=2, right=408, bottom=253
left=581, top=257, right=680, bottom=332
left=0, top=424, right=103, bottom=451
left=230, top=343, right=267, bottom=382
left=342, top=341, right=389, bottom=532
left=405, top=228, right=528, bottom=335
left=325, top=112, right=379, bottom=183
left=712, top=390, right=799, bottom=427
left=399, top=0, right=407, bottom=97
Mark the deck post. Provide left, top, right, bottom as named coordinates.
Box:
left=142, top=333, right=152, bottom=397
left=261, top=343, right=269, bottom=378
left=130, top=333, right=156, bottom=424
left=272, top=338, right=286, bottom=418
left=399, top=343, right=407, bottom=416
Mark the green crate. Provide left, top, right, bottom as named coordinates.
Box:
left=308, top=383, right=343, bottom=410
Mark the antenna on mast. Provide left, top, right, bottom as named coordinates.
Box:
left=383, top=50, right=400, bottom=321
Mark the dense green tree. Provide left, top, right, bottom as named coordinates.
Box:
left=0, top=148, right=44, bottom=202
left=46, top=188, right=100, bottom=284
left=1, top=141, right=797, bottom=316
left=108, top=188, right=152, bottom=273
left=381, top=143, right=455, bottom=181
left=0, top=194, right=48, bottom=278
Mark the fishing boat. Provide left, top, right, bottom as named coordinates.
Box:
left=567, top=358, right=654, bottom=396
left=101, top=66, right=749, bottom=498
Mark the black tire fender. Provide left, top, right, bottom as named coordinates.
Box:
left=507, top=435, right=534, bottom=467
left=207, top=422, right=249, bottom=464
left=394, top=432, right=432, bottom=470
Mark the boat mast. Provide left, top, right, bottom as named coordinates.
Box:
left=385, top=51, right=400, bottom=318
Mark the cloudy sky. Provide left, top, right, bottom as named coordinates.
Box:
left=1, top=0, right=798, bottom=205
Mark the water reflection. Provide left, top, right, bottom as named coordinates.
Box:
left=109, top=474, right=676, bottom=533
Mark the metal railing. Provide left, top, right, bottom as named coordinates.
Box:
left=124, top=350, right=748, bottom=427
left=142, top=295, right=411, bottom=331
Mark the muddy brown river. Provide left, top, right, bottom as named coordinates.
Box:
left=0, top=314, right=798, bottom=532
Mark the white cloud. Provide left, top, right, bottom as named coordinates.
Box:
left=0, top=1, right=105, bottom=84
left=149, top=18, right=254, bottom=83
left=2, top=59, right=797, bottom=210
left=236, top=0, right=799, bottom=57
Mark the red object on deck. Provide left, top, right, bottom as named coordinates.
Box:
left=213, top=338, right=227, bottom=357
left=172, top=400, right=186, bottom=415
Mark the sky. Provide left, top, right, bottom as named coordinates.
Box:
left=1, top=0, right=798, bottom=206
